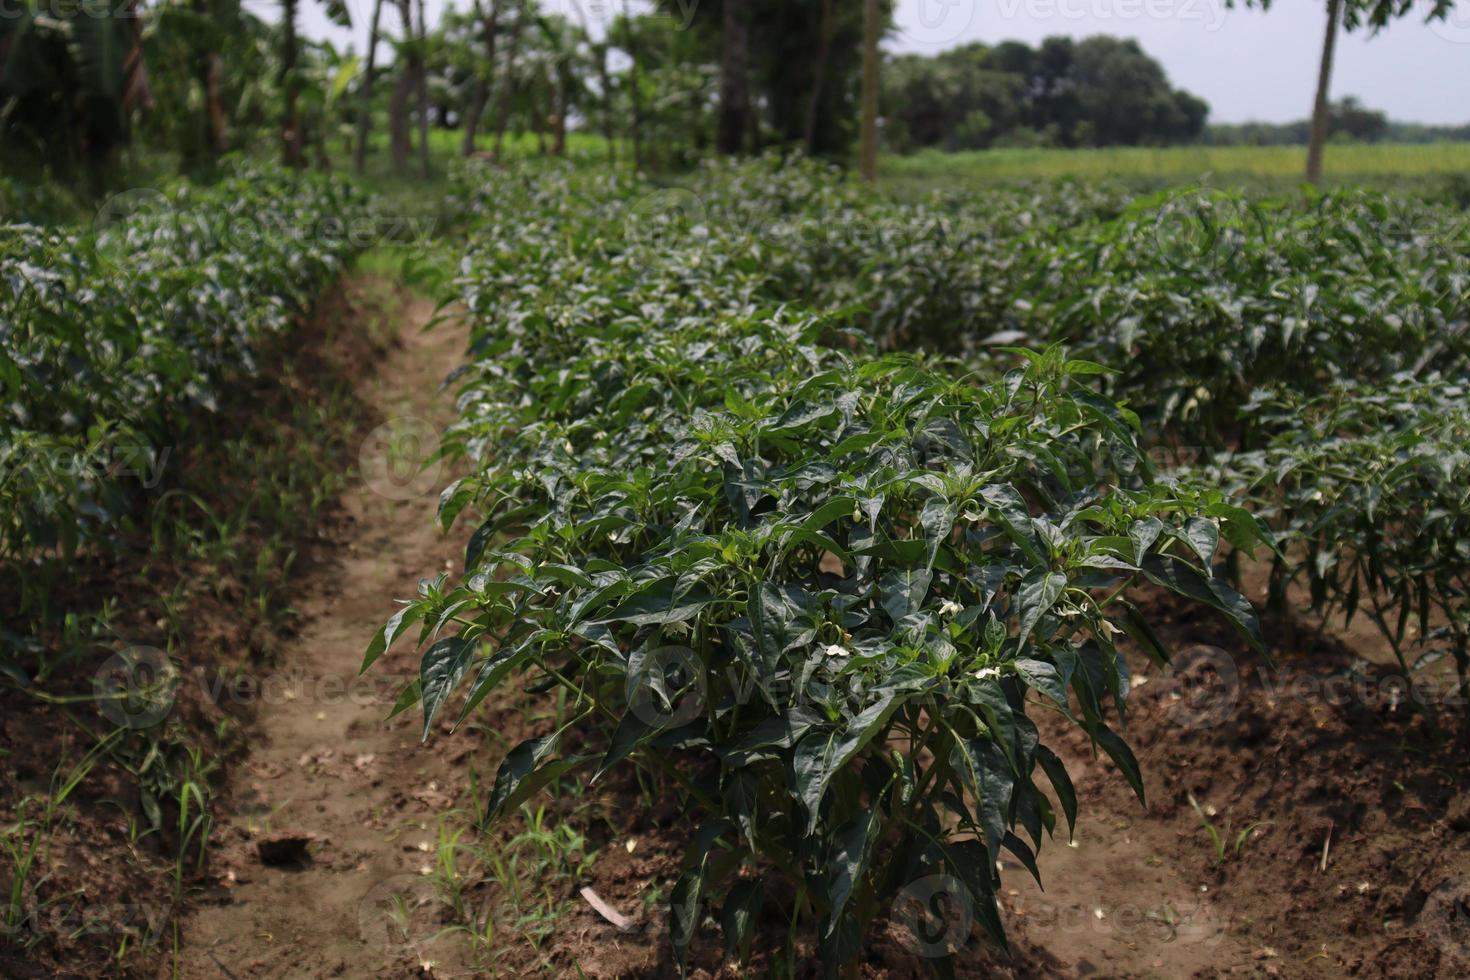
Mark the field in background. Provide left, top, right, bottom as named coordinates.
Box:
left=883, top=142, right=1470, bottom=193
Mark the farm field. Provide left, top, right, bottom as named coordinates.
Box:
left=882, top=142, right=1470, bottom=186
left=4, top=147, right=1470, bottom=980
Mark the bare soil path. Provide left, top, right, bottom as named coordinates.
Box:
left=176, top=282, right=482, bottom=979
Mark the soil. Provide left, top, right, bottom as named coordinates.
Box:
left=174, top=287, right=490, bottom=979
left=20, top=277, right=1467, bottom=978
left=0, top=276, right=394, bottom=979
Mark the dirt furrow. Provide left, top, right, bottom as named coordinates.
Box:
left=177, top=285, right=480, bottom=979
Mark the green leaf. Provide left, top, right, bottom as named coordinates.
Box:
left=419, top=636, right=476, bottom=740
left=1017, top=570, right=1067, bottom=647
left=1034, top=744, right=1077, bottom=841
left=1139, top=554, right=1264, bottom=654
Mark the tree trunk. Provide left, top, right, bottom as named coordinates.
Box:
left=415, top=0, right=431, bottom=177
left=716, top=0, right=748, bottom=155
left=622, top=0, right=644, bottom=171
left=858, top=0, right=879, bottom=182
left=1305, top=0, right=1341, bottom=186
left=461, top=0, right=498, bottom=156
left=389, top=0, right=413, bottom=174
left=490, top=3, right=524, bottom=159
left=804, top=0, right=834, bottom=156
left=551, top=74, right=567, bottom=156
left=281, top=0, right=304, bottom=167
left=355, top=0, right=385, bottom=173
left=595, top=44, right=616, bottom=164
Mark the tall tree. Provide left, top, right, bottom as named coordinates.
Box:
left=1306, top=0, right=1343, bottom=185
left=389, top=0, right=414, bottom=173
left=414, top=0, right=431, bottom=176
left=716, top=0, right=749, bottom=155
left=1230, top=0, right=1458, bottom=185
left=281, top=0, right=304, bottom=166
left=194, top=0, right=228, bottom=156
left=620, top=0, right=644, bottom=170
left=489, top=0, right=524, bottom=159
left=803, top=0, right=835, bottom=155
left=460, top=0, right=499, bottom=156
left=857, top=0, right=879, bottom=182
left=355, top=0, right=386, bottom=173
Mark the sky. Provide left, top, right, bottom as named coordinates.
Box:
left=286, top=0, right=1470, bottom=125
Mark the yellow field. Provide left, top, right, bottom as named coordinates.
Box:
left=881, top=142, right=1470, bottom=186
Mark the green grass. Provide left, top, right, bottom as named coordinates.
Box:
left=881, top=142, right=1470, bottom=193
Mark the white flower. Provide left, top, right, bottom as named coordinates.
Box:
left=938, top=599, right=963, bottom=617
left=1097, top=619, right=1121, bottom=639
left=973, top=666, right=1001, bottom=682
left=822, top=643, right=850, bottom=659
left=663, top=621, right=691, bottom=638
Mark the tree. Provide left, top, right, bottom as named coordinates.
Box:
left=281, top=0, right=304, bottom=166
left=355, top=0, right=386, bottom=172
left=1230, top=0, right=1458, bottom=184
left=460, top=0, right=499, bottom=156
left=858, top=0, right=879, bottom=182
left=716, top=0, right=749, bottom=155
left=1305, top=0, right=1342, bottom=185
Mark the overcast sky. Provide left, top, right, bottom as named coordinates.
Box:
left=286, top=0, right=1470, bottom=125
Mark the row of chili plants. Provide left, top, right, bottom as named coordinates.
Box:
left=1, top=166, right=365, bottom=624
left=374, top=163, right=1270, bottom=972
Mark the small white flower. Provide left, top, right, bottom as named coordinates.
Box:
left=822, top=643, right=850, bottom=659
left=973, top=666, right=1001, bottom=682
left=663, top=621, right=691, bottom=638
left=1097, top=619, right=1121, bottom=639
left=938, top=599, right=963, bottom=617
left=961, top=510, right=983, bottom=524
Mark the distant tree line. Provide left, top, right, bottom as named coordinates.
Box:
left=883, top=36, right=1209, bottom=153
left=1208, top=97, right=1470, bottom=145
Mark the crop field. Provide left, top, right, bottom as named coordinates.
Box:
left=6, top=143, right=1470, bottom=979
left=883, top=142, right=1470, bottom=188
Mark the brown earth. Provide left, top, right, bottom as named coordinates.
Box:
left=74, top=279, right=1463, bottom=979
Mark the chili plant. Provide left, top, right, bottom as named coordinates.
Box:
left=1204, top=375, right=1470, bottom=724
left=373, top=164, right=1268, bottom=972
